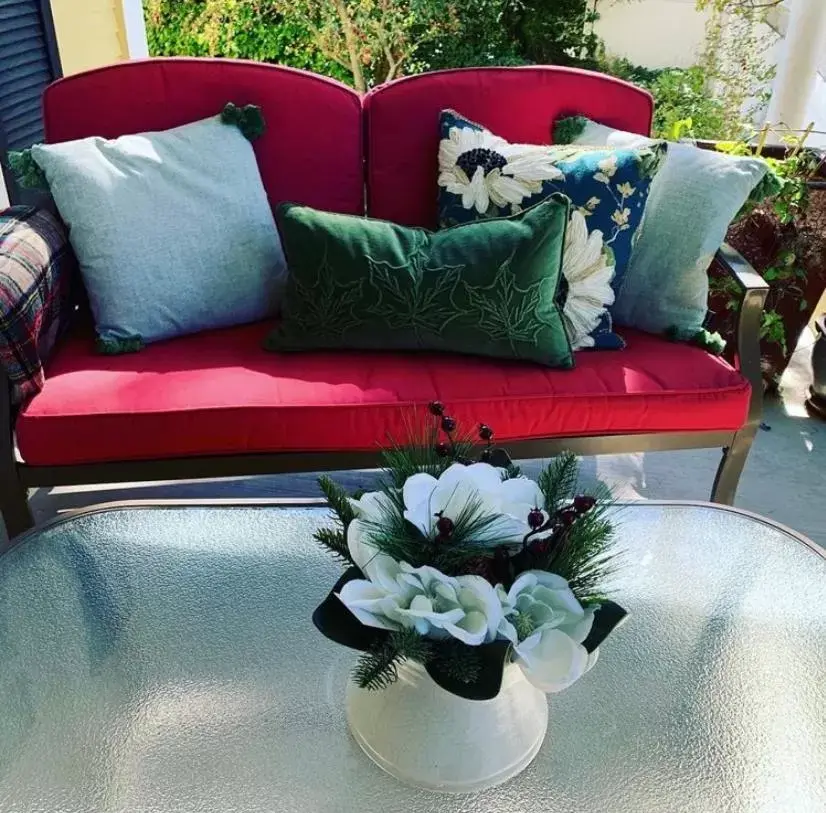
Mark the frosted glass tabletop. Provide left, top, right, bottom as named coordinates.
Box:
left=0, top=502, right=824, bottom=813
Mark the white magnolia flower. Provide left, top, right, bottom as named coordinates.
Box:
left=593, top=154, right=618, bottom=185
left=561, top=210, right=616, bottom=349
left=438, top=125, right=563, bottom=214
left=402, top=462, right=545, bottom=545
left=337, top=561, right=504, bottom=646
left=499, top=571, right=597, bottom=693
left=346, top=490, right=400, bottom=586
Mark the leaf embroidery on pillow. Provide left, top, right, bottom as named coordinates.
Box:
left=366, top=248, right=464, bottom=342
left=289, top=246, right=365, bottom=337
left=462, top=254, right=555, bottom=354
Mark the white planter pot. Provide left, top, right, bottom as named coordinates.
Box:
left=345, top=659, right=548, bottom=793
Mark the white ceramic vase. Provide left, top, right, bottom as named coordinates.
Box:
left=345, top=659, right=548, bottom=793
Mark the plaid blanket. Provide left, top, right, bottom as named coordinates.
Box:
left=0, top=206, right=75, bottom=407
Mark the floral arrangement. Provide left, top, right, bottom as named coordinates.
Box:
left=313, top=404, right=627, bottom=701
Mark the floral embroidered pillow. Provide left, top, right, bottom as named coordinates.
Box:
left=437, top=110, right=667, bottom=350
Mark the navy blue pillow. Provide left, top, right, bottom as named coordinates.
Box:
left=437, top=110, right=666, bottom=350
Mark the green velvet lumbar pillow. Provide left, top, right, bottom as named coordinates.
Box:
left=266, top=196, right=574, bottom=368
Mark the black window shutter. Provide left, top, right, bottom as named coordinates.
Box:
left=0, top=0, right=62, bottom=205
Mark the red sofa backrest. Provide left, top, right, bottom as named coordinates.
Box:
left=41, top=60, right=653, bottom=230
left=42, top=58, right=364, bottom=217
left=364, top=67, right=653, bottom=228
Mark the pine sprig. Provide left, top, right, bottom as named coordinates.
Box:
left=313, top=527, right=352, bottom=565
left=549, top=501, right=618, bottom=601
left=318, top=474, right=356, bottom=527
left=431, top=641, right=482, bottom=685
left=354, top=628, right=433, bottom=691
left=538, top=452, right=579, bottom=512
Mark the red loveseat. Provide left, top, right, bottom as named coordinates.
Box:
left=0, top=59, right=768, bottom=538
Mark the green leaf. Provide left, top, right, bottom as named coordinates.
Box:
left=799, top=299, right=808, bottom=312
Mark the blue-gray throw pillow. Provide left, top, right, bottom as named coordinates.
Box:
left=437, top=110, right=666, bottom=350
left=25, top=108, right=285, bottom=353
left=553, top=116, right=769, bottom=338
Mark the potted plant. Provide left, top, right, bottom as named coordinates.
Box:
left=312, top=404, right=627, bottom=792
left=706, top=135, right=826, bottom=389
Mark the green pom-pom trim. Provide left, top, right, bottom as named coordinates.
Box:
left=96, top=335, right=145, bottom=355
left=7, top=149, right=48, bottom=190
left=553, top=116, right=588, bottom=145
left=666, top=325, right=726, bottom=355
left=220, top=103, right=266, bottom=141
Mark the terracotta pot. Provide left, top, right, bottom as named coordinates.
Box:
left=345, top=660, right=548, bottom=793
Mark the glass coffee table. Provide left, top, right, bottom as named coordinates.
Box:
left=0, top=501, right=824, bottom=812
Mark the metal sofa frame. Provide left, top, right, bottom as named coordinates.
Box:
left=0, top=244, right=768, bottom=541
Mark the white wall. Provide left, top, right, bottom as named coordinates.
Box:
left=594, top=0, right=711, bottom=69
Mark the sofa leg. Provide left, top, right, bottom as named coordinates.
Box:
left=0, top=474, right=33, bottom=546
left=710, top=427, right=757, bottom=506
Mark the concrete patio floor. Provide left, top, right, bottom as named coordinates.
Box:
left=5, top=328, right=824, bottom=551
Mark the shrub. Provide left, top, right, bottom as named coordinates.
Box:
left=144, top=0, right=607, bottom=91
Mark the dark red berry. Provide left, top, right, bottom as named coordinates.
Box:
left=436, top=515, right=455, bottom=538
left=559, top=507, right=578, bottom=526
left=528, top=538, right=550, bottom=556
left=435, top=441, right=450, bottom=458
left=441, top=416, right=457, bottom=433
left=428, top=401, right=445, bottom=416
left=527, top=507, right=545, bottom=529
left=478, top=423, right=494, bottom=441
left=573, top=495, right=597, bottom=514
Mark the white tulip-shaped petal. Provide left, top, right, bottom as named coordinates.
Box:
left=337, top=580, right=402, bottom=631
left=346, top=519, right=400, bottom=589
left=514, top=627, right=591, bottom=693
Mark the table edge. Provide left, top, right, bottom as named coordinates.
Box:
left=5, top=498, right=824, bottom=562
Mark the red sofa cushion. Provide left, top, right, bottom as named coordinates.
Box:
left=16, top=324, right=749, bottom=466
left=363, top=67, right=653, bottom=228
left=43, top=58, right=364, bottom=217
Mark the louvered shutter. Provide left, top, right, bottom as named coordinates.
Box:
left=0, top=0, right=61, bottom=205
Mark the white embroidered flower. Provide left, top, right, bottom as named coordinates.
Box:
left=561, top=211, right=615, bottom=349
left=337, top=560, right=504, bottom=646
left=438, top=125, right=564, bottom=214
left=616, top=181, right=636, bottom=198
left=402, top=462, right=546, bottom=545
left=498, top=570, right=598, bottom=693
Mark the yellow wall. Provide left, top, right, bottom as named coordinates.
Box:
left=50, top=0, right=129, bottom=76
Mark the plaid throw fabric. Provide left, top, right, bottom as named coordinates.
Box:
left=0, top=206, right=75, bottom=407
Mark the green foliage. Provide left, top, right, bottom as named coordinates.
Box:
left=316, top=475, right=356, bottom=564
left=379, top=424, right=474, bottom=488
left=760, top=309, right=788, bottom=356
left=353, top=628, right=432, bottom=690
left=538, top=451, right=579, bottom=513
left=600, top=59, right=728, bottom=140
left=319, top=474, right=356, bottom=528
left=503, top=0, right=601, bottom=68
left=313, top=527, right=352, bottom=564
left=143, top=0, right=347, bottom=80
left=550, top=501, right=617, bottom=602
left=144, top=0, right=612, bottom=92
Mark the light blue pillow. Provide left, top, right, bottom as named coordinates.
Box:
left=438, top=110, right=666, bottom=350
left=28, top=111, right=285, bottom=351
left=554, top=117, right=768, bottom=337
